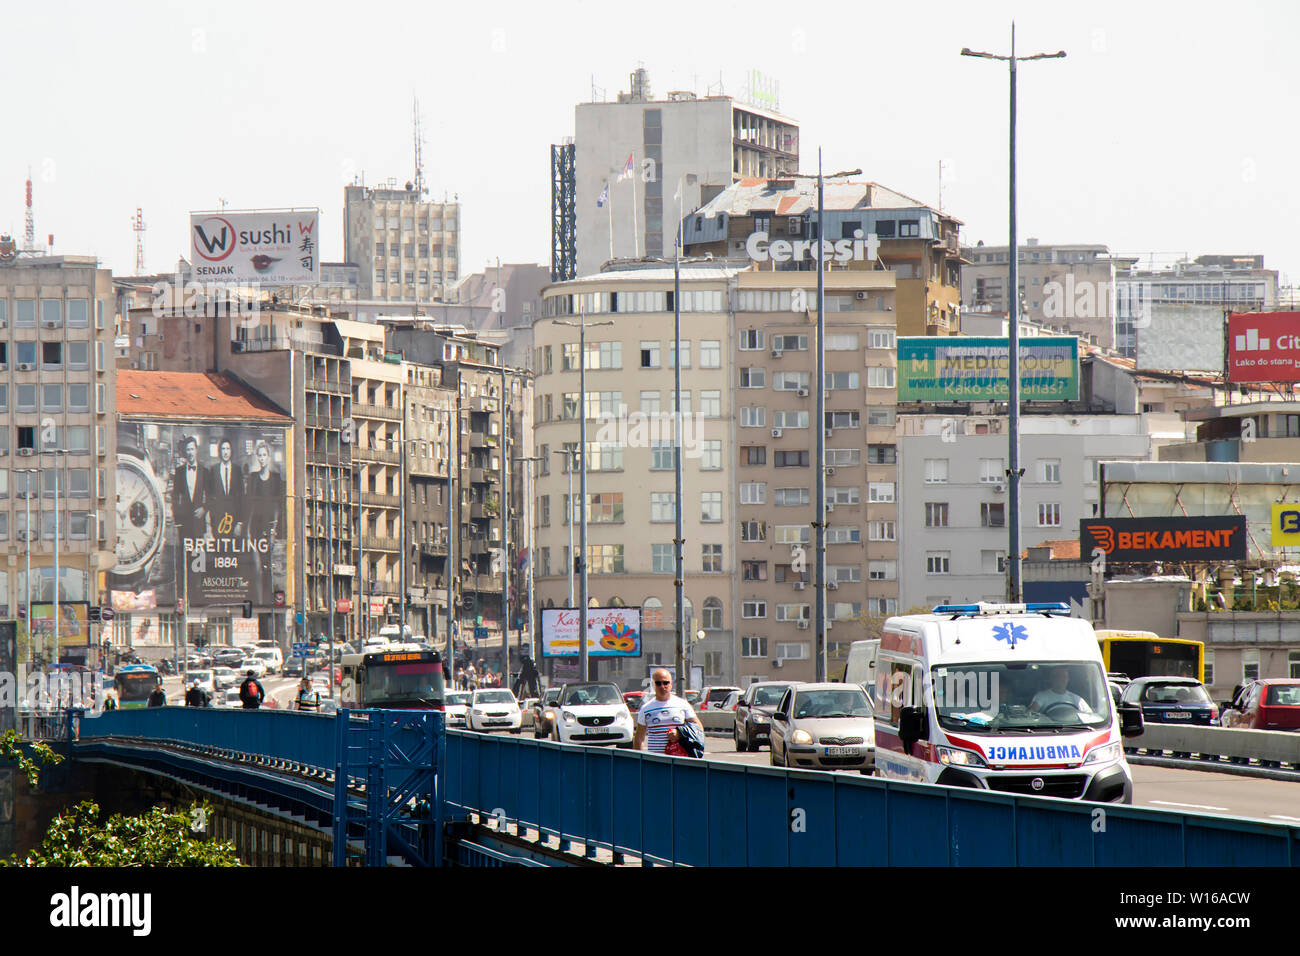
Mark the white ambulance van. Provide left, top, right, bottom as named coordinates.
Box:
left=872, top=603, right=1144, bottom=803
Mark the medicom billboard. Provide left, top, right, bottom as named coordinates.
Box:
left=897, top=336, right=1079, bottom=402
left=540, top=607, right=643, bottom=659
left=109, top=420, right=289, bottom=609
left=189, top=209, right=320, bottom=285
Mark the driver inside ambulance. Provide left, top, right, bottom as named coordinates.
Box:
left=1029, top=666, right=1094, bottom=715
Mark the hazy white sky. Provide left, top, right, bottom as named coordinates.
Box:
left=4, top=0, right=1298, bottom=284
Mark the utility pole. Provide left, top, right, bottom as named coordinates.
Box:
left=962, top=25, right=1066, bottom=601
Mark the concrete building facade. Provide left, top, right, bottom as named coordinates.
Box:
left=344, top=183, right=460, bottom=302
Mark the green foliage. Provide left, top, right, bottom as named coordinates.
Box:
left=0, top=730, right=63, bottom=787
left=3, top=800, right=243, bottom=867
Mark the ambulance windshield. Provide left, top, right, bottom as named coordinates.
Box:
left=931, top=661, right=1111, bottom=733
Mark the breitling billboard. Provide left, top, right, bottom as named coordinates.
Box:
left=110, top=420, right=289, bottom=609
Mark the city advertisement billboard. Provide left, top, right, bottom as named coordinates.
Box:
left=30, top=603, right=91, bottom=648
left=189, top=209, right=320, bottom=285
left=1136, top=304, right=1225, bottom=373
left=897, top=336, right=1079, bottom=402
left=1226, top=311, right=1300, bottom=383
left=540, top=607, right=643, bottom=659
left=1080, top=516, right=1247, bottom=563
left=109, top=420, right=289, bottom=609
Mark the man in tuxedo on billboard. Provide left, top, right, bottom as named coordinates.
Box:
left=173, top=435, right=211, bottom=548
left=206, top=437, right=245, bottom=539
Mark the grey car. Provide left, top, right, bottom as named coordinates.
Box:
left=734, top=681, right=795, bottom=751
left=768, top=683, right=875, bottom=773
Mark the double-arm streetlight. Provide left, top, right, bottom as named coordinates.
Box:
left=552, top=313, right=613, bottom=681
left=962, top=26, right=1066, bottom=601
left=18, top=468, right=38, bottom=663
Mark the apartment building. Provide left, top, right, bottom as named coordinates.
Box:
left=571, top=67, right=799, bottom=276
left=344, top=182, right=460, bottom=302
left=681, top=177, right=963, bottom=337
left=0, top=254, right=117, bottom=662
left=534, top=261, right=897, bottom=686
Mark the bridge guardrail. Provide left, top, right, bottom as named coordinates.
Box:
left=1127, top=723, right=1300, bottom=770
left=442, top=729, right=1300, bottom=867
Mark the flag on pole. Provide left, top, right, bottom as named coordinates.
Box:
left=617, top=153, right=635, bottom=182
left=596, top=183, right=609, bottom=207
left=516, top=547, right=530, bottom=572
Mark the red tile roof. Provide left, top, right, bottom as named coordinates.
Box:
left=1023, top=539, right=1082, bottom=561
left=117, top=370, right=290, bottom=421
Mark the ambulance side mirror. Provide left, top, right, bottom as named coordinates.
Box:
left=899, top=705, right=928, bottom=744
left=1119, top=702, right=1144, bottom=739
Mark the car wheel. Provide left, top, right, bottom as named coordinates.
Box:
left=769, top=743, right=782, bottom=767
left=734, top=727, right=745, bottom=752
left=745, top=726, right=760, bottom=752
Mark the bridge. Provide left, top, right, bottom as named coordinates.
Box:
left=10, top=708, right=1300, bottom=867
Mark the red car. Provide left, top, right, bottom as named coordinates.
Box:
left=1221, top=679, right=1300, bottom=730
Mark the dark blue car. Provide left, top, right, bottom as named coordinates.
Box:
left=1120, top=677, right=1218, bottom=726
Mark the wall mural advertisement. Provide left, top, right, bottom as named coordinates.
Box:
left=109, top=421, right=289, bottom=609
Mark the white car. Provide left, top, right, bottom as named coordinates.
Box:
left=251, top=647, right=282, bottom=675
left=551, top=682, right=634, bottom=747
left=468, top=689, right=522, bottom=732
left=238, top=659, right=267, bottom=680
left=444, top=691, right=471, bottom=728
left=220, top=687, right=244, bottom=708
left=211, top=667, right=238, bottom=690
left=186, top=669, right=216, bottom=696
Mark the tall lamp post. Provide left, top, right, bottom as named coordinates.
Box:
left=19, top=468, right=38, bottom=663
left=962, top=25, right=1066, bottom=601
left=552, top=449, right=577, bottom=608
left=772, top=159, right=861, bottom=682
left=552, top=313, right=613, bottom=681
left=514, top=455, right=544, bottom=673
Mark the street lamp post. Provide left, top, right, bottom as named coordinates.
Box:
left=553, top=449, right=576, bottom=607
left=20, top=468, right=37, bottom=663
left=552, top=313, right=612, bottom=681
left=672, top=172, right=697, bottom=695
left=962, top=25, right=1066, bottom=602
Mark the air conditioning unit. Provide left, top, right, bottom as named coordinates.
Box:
left=43, top=320, right=60, bottom=329
left=826, top=502, right=835, bottom=512
left=828, top=580, right=839, bottom=591
left=796, top=620, right=810, bottom=630
left=855, top=291, right=867, bottom=300
left=771, top=349, right=783, bottom=358
left=17, top=448, right=33, bottom=457
left=793, top=581, right=806, bottom=591
left=825, top=467, right=836, bottom=476
left=796, top=387, right=809, bottom=397
left=771, top=659, right=784, bottom=669
left=993, top=483, right=1005, bottom=494
left=824, top=428, right=833, bottom=438
left=771, top=428, right=783, bottom=438
left=17, top=531, right=29, bottom=541
left=17, top=363, right=34, bottom=372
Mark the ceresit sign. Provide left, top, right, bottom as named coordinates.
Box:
left=745, top=230, right=880, bottom=265
left=189, top=209, right=320, bottom=285
left=1227, top=311, right=1300, bottom=383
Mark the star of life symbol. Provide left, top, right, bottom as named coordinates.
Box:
left=992, top=623, right=1028, bottom=648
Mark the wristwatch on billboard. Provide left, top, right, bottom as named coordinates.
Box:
left=114, top=450, right=168, bottom=577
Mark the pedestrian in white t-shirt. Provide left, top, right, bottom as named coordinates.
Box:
left=635, top=668, right=703, bottom=754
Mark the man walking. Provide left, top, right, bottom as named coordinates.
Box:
left=634, top=669, right=703, bottom=754
left=239, top=669, right=265, bottom=710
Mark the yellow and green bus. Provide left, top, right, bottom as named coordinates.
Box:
left=1094, top=630, right=1204, bottom=683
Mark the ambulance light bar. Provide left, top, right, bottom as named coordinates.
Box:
left=932, top=602, right=1071, bottom=618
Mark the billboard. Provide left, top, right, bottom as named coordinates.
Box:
left=30, top=603, right=91, bottom=648
left=1226, top=311, right=1300, bottom=383
left=1080, top=516, right=1246, bottom=563
left=1271, top=504, right=1300, bottom=548
left=109, top=420, right=289, bottom=609
left=189, top=209, right=320, bottom=285
left=129, top=615, right=165, bottom=647
left=540, top=607, right=643, bottom=659
left=1136, top=304, right=1225, bottom=373
left=897, top=336, right=1079, bottom=402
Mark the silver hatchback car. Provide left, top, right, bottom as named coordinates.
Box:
left=768, top=683, right=875, bottom=773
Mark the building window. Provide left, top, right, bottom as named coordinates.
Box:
left=651, top=544, right=674, bottom=574
left=650, top=492, right=676, bottom=522
left=640, top=390, right=661, bottom=415
left=741, top=520, right=766, bottom=542
left=775, top=525, right=810, bottom=545
left=740, top=406, right=766, bottom=428
left=650, top=442, right=676, bottom=470
left=668, top=341, right=691, bottom=368
left=702, top=544, right=722, bottom=573
left=741, top=636, right=768, bottom=658
left=774, top=410, right=808, bottom=429
left=925, top=459, right=948, bottom=483
left=868, top=560, right=896, bottom=581
left=586, top=544, right=625, bottom=574
left=739, top=482, right=766, bottom=505
left=775, top=487, right=809, bottom=507
left=742, top=601, right=767, bottom=619
left=643, top=597, right=664, bottom=628
left=868, top=482, right=895, bottom=503
left=1037, top=503, right=1061, bottom=527
left=866, top=367, right=895, bottom=388
left=700, top=390, right=722, bottom=417
left=924, top=502, right=949, bottom=527
left=980, top=459, right=1005, bottom=483
left=700, top=441, right=722, bottom=470
left=868, top=521, right=896, bottom=541
left=702, top=597, right=723, bottom=630
left=1242, top=649, right=1260, bottom=683
left=866, top=445, right=895, bottom=465
left=867, top=329, right=895, bottom=349
left=701, top=492, right=723, bottom=522
left=981, top=550, right=1007, bottom=574
left=739, top=329, right=764, bottom=350
left=742, top=561, right=767, bottom=581
left=981, top=502, right=1005, bottom=528
left=739, top=367, right=766, bottom=388
left=742, top=446, right=767, bottom=466
left=1039, top=459, right=1061, bottom=483
left=775, top=451, right=809, bottom=468
left=700, top=340, right=721, bottom=368
left=926, top=551, right=951, bottom=574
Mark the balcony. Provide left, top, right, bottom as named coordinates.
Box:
left=361, top=534, right=401, bottom=552
left=469, top=468, right=489, bottom=485
left=354, top=402, right=401, bottom=422
left=360, top=490, right=401, bottom=508
left=305, top=372, right=345, bottom=395
left=355, top=445, right=401, bottom=465
left=419, top=537, right=448, bottom=557
left=469, top=430, right=490, bottom=448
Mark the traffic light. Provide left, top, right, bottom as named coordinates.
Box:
left=242, top=601, right=253, bottom=618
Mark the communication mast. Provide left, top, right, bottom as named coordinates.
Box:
left=23, top=169, right=36, bottom=253
left=133, top=207, right=147, bottom=272
left=412, top=96, right=427, bottom=198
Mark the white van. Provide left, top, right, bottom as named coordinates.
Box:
left=872, top=603, right=1143, bottom=804
left=252, top=646, right=283, bottom=675
left=843, top=640, right=879, bottom=695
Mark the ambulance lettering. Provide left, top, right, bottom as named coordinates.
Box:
left=986, top=744, right=1081, bottom=762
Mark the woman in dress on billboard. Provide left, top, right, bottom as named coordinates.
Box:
left=244, top=440, right=285, bottom=605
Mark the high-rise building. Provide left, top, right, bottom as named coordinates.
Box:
left=570, top=68, right=799, bottom=276
left=0, top=254, right=118, bottom=662
left=533, top=261, right=897, bottom=686
left=344, top=182, right=460, bottom=302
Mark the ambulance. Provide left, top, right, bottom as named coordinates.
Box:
left=872, top=603, right=1144, bottom=803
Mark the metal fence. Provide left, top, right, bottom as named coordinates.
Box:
left=442, top=730, right=1300, bottom=867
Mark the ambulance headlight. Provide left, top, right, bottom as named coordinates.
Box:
left=791, top=729, right=813, bottom=745
left=1083, top=742, right=1122, bottom=765
left=937, top=746, right=987, bottom=768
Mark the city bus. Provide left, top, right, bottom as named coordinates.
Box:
left=339, top=646, right=446, bottom=710
left=1094, top=630, right=1204, bottom=683
left=113, top=663, right=162, bottom=709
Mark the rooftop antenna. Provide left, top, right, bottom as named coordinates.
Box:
left=23, top=168, right=36, bottom=253
left=133, top=207, right=147, bottom=272
left=413, top=95, right=427, bottom=198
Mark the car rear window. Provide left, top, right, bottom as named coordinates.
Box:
left=1143, top=683, right=1211, bottom=705
left=751, top=685, right=787, bottom=707
left=1265, top=685, right=1300, bottom=706
left=707, top=688, right=736, bottom=703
